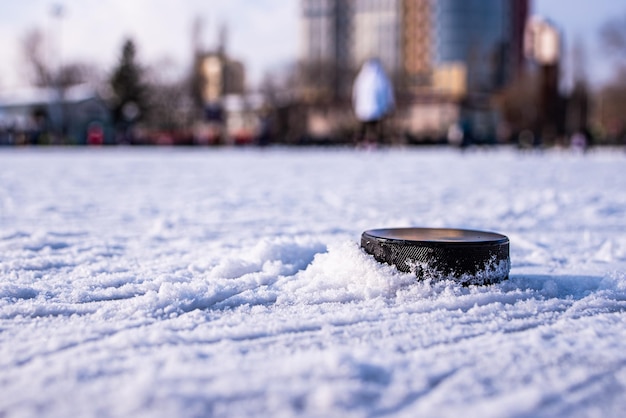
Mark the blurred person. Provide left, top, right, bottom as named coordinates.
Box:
left=570, top=131, right=586, bottom=152
left=352, top=58, right=394, bottom=145
left=517, top=129, right=535, bottom=150
left=447, top=123, right=463, bottom=147
left=257, top=109, right=273, bottom=147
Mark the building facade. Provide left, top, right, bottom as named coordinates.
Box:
left=0, top=84, right=113, bottom=145
left=299, top=0, right=530, bottom=141
left=402, top=0, right=432, bottom=87
left=433, top=0, right=529, bottom=96
left=199, top=53, right=245, bottom=104
left=352, top=0, right=401, bottom=73
left=300, top=0, right=529, bottom=97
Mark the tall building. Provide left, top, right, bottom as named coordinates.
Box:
left=402, top=0, right=432, bottom=87
left=300, top=0, right=353, bottom=99
left=198, top=53, right=245, bottom=104
left=432, top=0, right=530, bottom=96
left=300, top=0, right=337, bottom=63
left=352, top=0, right=401, bottom=73
left=511, top=0, right=530, bottom=79
left=300, top=0, right=529, bottom=97
left=301, top=0, right=402, bottom=80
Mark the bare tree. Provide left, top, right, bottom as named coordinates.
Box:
left=21, top=27, right=101, bottom=88
left=595, top=14, right=626, bottom=143
left=58, top=62, right=101, bottom=87
left=298, top=60, right=339, bottom=103
left=494, top=72, right=540, bottom=137
left=571, top=37, right=589, bottom=86
left=189, top=16, right=207, bottom=118
left=21, top=28, right=51, bottom=87
left=600, top=13, right=626, bottom=59
left=144, top=58, right=193, bottom=131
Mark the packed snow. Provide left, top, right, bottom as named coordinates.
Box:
left=0, top=147, right=625, bottom=417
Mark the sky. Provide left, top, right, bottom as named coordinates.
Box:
left=0, top=0, right=624, bottom=92
left=533, top=0, right=626, bottom=89
left=0, top=0, right=300, bottom=91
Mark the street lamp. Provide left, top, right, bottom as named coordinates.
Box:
left=524, top=17, right=562, bottom=146
left=51, top=3, right=65, bottom=143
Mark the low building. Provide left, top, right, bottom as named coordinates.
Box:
left=0, top=84, right=112, bottom=145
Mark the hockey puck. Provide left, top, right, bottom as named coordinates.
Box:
left=361, top=228, right=510, bottom=285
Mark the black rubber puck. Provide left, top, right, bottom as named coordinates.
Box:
left=361, top=228, right=510, bottom=285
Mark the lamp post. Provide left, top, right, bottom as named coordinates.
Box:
left=51, top=3, right=64, bottom=143
left=524, top=17, right=561, bottom=146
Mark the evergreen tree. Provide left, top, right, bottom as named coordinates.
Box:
left=110, top=39, right=147, bottom=128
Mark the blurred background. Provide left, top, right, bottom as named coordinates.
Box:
left=0, top=0, right=624, bottom=149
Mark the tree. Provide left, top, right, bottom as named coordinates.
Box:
left=595, top=69, right=626, bottom=144
left=296, top=54, right=363, bottom=108
left=57, top=62, right=101, bottom=87
left=189, top=16, right=207, bottom=118
left=595, top=14, right=626, bottom=143
left=109, top=39, right=148, bottom=128
left=21, top=28, right=52, bottom=87
left=21, top=27, right=101, bottom=88
left=566, top=38, right=591, bottom=135
left=144, top=58, right=193, bottom=132
left=600, top=13, right=626, bottom=59
left=494, top=73, right=540, bottom=138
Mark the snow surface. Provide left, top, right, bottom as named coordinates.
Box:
left=1, top=147, right=625, bottom=417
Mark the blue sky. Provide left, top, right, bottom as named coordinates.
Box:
left=0, top=0, right=623, bottom=91
left=533, top=0, right=625, bottom=88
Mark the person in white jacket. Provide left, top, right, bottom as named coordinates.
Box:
left=352, top=58, right=395, bottom=144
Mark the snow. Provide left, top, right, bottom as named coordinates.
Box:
left=0, top=147, right=625, bottom=417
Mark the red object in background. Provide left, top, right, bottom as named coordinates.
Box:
left=87, top=123, right=104, bottom=146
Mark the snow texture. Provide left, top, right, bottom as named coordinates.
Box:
left=1, top=147, right=625, bottom=417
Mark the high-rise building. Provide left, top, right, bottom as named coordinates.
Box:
left=198, top=53, right=245, bottom=104
left=300, top=0, right=529, bottom=97
left=300, top=0, right=338, bottom=63
left=431, top=0, right=530, bottom=96
left=511, top=0, right=530, bottom=79
left=352, top=0, right=401, bottom=73
left=402, top=0, right=432, bottom=87
left=300, top=0, right=353, bottom=99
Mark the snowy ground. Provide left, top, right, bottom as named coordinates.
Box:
left=0, top=147, right=625, bottom=417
